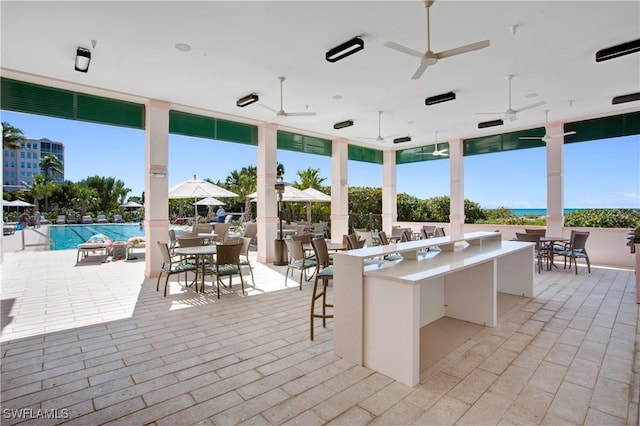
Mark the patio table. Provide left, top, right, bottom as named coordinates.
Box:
left=174, top=245, right=217, bottom=292
left=540, top=236, right=569, bottom=270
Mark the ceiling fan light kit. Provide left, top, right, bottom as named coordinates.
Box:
left=74, top=47, right=91, bottom=72
left=393, top=136, right=412, bottom=144
left=612, top=92, right=640, bottom=105
left=236, top=93, right=259, bottom=107
left=595, top=38, right=640, bottom=62
left=333, top=119, right=354, bottom=129
left=325, top=36, right=364, bottom=62
left=425, top=92, right=456, bottom=105
left=478, top=119, right=504, bottom=129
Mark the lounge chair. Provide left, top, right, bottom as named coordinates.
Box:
left=56, top=215, right=66, bottom=224
left=76, top=234, right=111, bottom=263
left=67, top=215, right=77, bottom=224
left=3, top=223, right=16, bottom=235
left=96, top=214, right=108, bottom=223
left=82, top=215, right=93, bottom=224
left=113, top=214, right=125, bottom=223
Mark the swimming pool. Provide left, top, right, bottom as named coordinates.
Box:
left=49, top=224, right=145, bottom=250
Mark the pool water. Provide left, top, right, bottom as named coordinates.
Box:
left=49, top=224, right=145, bottom=250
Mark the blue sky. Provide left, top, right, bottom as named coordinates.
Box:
left=2, top=110, right=639, bottom=209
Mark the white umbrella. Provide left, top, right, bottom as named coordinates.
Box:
left=301, top=188, right=331, bottom=223
left=8, top=199, right=35, bottom=207
left=169, top=175, right=237, bottom=218
left=247, top=185, right=309, bottom=202
left=194, top=197, right=226, bottom=206
left=120, top=200, right=143, bottom=208
left=2, top=199, right=11, bottom=207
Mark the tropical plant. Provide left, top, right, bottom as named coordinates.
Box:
left=22, top=174, right=56, bottom=212
left=39, top=154, right=64, bottom=181
left=2, top=122, right=26, bottom=150
left=73, top=183, right=98, bottom=216
left=294, top=167, right=326, bottom=190
left=84, top=176, right=127, bottom=214
left=564, top=208, right=639, bottom=228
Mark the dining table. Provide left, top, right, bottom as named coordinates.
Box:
left=174, top=245, right=217, bottom=292
left=540, top=236, right=570, bottom=270
left=303, top=240, right=348, bottom=253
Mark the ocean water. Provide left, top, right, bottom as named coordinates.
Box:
left=511, top=208, right=603, bottom=217
left=49, top=224, right=145, bottom=250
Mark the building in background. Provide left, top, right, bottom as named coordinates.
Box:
left=3, top=138, right=65, bottom=192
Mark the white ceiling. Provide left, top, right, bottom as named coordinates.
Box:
left=1, top=1, right=639, bottom=150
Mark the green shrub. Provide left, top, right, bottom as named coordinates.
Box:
left=564, top=208, right=639, bottom=228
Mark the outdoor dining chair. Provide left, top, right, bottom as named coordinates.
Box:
left=377, top=231, right=403, bottom=261
left=284, top=238, right=316, bottom=290
left=239, top=237, right=255, bottom=284
left=207, top=242, right=245, bottom=298
left=156, top=241, right=197, bottom=297
left=555, top=230, right=591, bottom=274
left=310, top=237, right=334, bottom=341
left=515, top=232, right=547, bottom=273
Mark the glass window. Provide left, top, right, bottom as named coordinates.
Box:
left=20, top=162, right=24, bottom=168
left=3, top=161, right=7, bottom=167
left=11, top=151, right=15, bottom=157
left=10, top=161, right=14, bottom=167
left=27, top=152, right=31, bottom=158
left=27, top=163, right=31, bottom=168
left=20, top=152, right=25, bottom=158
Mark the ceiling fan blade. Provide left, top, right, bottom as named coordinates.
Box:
left=259, top=104, right=278, bottom=114
left=383, top=41, right=424, bottom=58
left=562, top=131, right=577, bottom=137
left=436, top=39, right=490, bottom=59
left=283, top=112, right=316, bottom=117
left=411, top=60, right=431, bottom=80
left=514, top=101, right=546, bottom=113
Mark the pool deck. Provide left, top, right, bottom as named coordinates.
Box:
left=1, top=230, right=639, bottom=425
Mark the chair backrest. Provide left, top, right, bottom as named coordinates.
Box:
left=570, top=231, right=590, bottom=251
left=114, top=214, right=123, bottom=221
left=525, top=228, right=546, bottom=237
left=311, top=237, right=331, bottom=268
left=243, top=222, right=257, bottom=239
left=57, top=215, right=65, bottom=221
left=224, top=214, right=233, bottom=223
left=192, top=223, right=212, bottom=234
left=292, top=234, right=311, bottom=244
left=216, top=242, right=242, bottom=266
left=215, top=222, right=231, bottom=239
left=422, top=225, right=436, bottom=237
left=285, top=238, right=306, bottom=261
left=223, top=236, right=240, bottom=244
left=178, top=236, right=201, bottom=247
left=515, top=232, right=540, bottom=249
left=313, top=223, right=325, bottom=233
left=295, top=224, right=307, bottom=236
left=391, top=227, right=404, bottom=238
left=346, top=233, right=363, bottom=250
left=97, top=214, right=106, bottom=220
left=433, top=227, right=446, bottom=237
left=400, top=229, right=412, bottom=242
left=157, top=241, right=172, bottom=264
left=240, top=237, right=252, bottom=258
left=378, top=231, right=390, bottom=245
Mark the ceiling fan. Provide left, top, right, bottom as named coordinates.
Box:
left=416, top=131, right=449, bottom=156
left=358, top=111, right=398, bottom=143
left=476, top=75, right=546, bottom=121
left=260, top=76, right=316, bottom=118
left=520, top=110, right=577, bottom=142
left=384, top=0, right=490, bottom=80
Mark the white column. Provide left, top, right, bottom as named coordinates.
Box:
left=546, top=121, right=565, bottom=236
left=382, top=149, right=397, bottom=234
left=144, top=99, right=170, bottom=278
left=331, top=138, right=349, bottom=243
left=256, top=123, right=278, bottom=263
left=449, top=138, right=465, bottom=235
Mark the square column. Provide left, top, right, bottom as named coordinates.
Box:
left=144, top=99, right=171, bottom=278
left=546, top=121, right=565, bottom=236
left=382, top=149, right=397, bottom=234
left=330, top=138, right=349, bottom=243
left=449, top=138, right=465, bottom=235
left=256, top=123, right=279, bottom=263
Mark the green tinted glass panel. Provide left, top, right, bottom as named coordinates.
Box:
left=215, top=119, right=257, bottom=145
left=76, top=94, right=144, bottom=129
left=1, top=78, right=74, bottom=119
left=396, top=143, right=450, bottom=164
left=564, top=112, right=640, bottom=143
left=348, top=144, right=383, bottom=164
left=464, top=128, right=546, bottom=156
left=169, top=110, right=215, bottom=139
left=277, top=130, right=331, bottom=156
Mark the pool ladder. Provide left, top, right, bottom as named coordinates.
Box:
left=21, top=227, right=56, bottom=250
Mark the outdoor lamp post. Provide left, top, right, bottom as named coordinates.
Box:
left=273, top=181, right=288, bottom=265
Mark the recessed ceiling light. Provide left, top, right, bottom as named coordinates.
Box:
left=526, top=93, right=538, bottom=98
left=175, top=43, right=192, bottom=52
left=332, top=95, right=343, bottom=100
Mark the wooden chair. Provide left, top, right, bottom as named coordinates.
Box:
left=309, top=237, right=334, bottom=340
left=556, top=231, right=591, bottom=274
left=156, top=241, right=196, bottom=296
left=207, top=242, right=244, bottom=298
left=284, top=238, right=316, bottom=290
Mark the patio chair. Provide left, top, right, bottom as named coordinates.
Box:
left=206, top=242, right=244, bottom=298
left=56, top=215, right=66, bottom=224
left=284, top=238, right=316, bottom=290
left=67, top=215, right=77, bottom=224
left=213, top=222, right=231, bottom=243
left=239, top=237, right=255, bottom=284
left=433, top=227, right=446, bottom=237
left=82, top=215, right=93, bottom=224
left=113, top=214, right=125, bottom=223
left=525, top=228, right=546, bottom=237
left=310, top=222, right=327, bottom=238
left=377, top=231, right=403, bottom=261
left=354, top=229, right=374, bottom=247
left=242, top=222, right=257, bottom=247
left=515, top=232, right=547, bottom=273
left=421, top=225, right=436, bottom=239
left=556, top=230, right=591, bottom=274
left=96, top=214, right=108, bottom=223
left=345, top=233, right=365, bottom=250
left=310, top=237, right=334, bottom=341
left=156, top=241, right=196, bottom=297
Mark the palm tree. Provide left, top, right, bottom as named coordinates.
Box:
left=294, top=167, right=326, bottom=189
left=22, top=175, right=55, bottom=212
left=2, top=122, right=26, bottom=150
left=73, top=184, right=98, bottom=217
left=39, top=154, right=63, bottom=181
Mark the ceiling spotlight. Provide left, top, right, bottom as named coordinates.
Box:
left=393, top=136, right=412, bottom=144
left=612, top=92, right=640, bottom=105
left=326, top=37, right=364, bottom=63
left=595, top=38, right=640, bottom=62
left=478, top=119, right=504, bottom=129
left=425, top=92, right=456, bottom=106
left=74, top=47, right=91, bottom=73
left=236, top=93, right=259, bottom=107
left=333, top=120, right=354, bottom=130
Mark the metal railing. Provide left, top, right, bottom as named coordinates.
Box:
left=21, top=227, right=56, bottom=251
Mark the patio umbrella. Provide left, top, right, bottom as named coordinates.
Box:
left=8, top=199, right=35, bottom=207
left=247, top=185, right=309, bottom=202
left=120, top=200, right=143, bottom=208
left=194, top=196, right=226, bottom=217
left=301, top=188, right=331, bottom=223
left=169, top=175, right=237, bottom=217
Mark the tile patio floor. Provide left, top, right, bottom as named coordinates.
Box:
left=1, top=245, right=638, bottom=425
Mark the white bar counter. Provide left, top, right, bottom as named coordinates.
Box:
left=332, top=231, right=534, bottom=387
